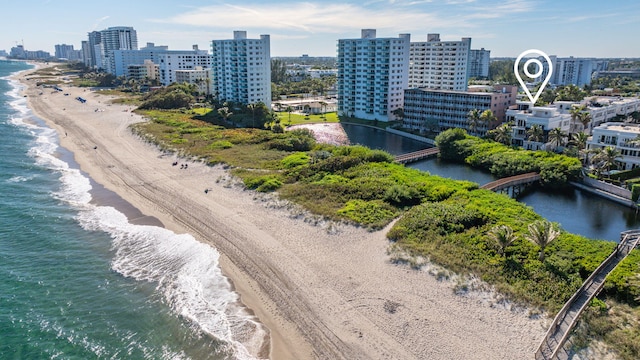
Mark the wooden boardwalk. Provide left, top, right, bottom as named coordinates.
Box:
left=394, top=147, right=440, bottom=164
left=480, top=172, right=541, bottom=192
left=535, top=230, right=640, bottom=359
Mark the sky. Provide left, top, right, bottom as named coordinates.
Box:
left=2, top=0, right=640, bottom=58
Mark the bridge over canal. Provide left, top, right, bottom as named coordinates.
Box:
left=394, top=147, right=440, bottom=164
left=480, top=172, right=541, bottom=198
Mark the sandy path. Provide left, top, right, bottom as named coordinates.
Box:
left=17, top=69, right=546, bottom=359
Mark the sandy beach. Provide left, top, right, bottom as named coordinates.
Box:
left=16, top=66, right=546, bottom=359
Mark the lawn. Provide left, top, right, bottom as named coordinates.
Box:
left=276, top=111, right=340, bottom=126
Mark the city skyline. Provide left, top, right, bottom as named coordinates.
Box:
left=2, top=0, right=639, bottom=58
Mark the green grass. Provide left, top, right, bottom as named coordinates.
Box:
left=276, top=111, right=339, bottom=126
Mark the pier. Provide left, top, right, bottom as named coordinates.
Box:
left=394, top=147, right=440, bottom=164
left=480, top=172, right=541, bottom=198
left=534, top=230, right=640, bottom=359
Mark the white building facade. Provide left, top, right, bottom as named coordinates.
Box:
left=100, top=26, right=138, bottom=74
left=537, top=56, right=595, bottom=87
left=588, top=123, right=640, bottom=170
left=211, top=31, right=272, bottom=107
left=408, top=34, right=471, bottom=91
left=112, top=44, right=211, bottom=86
left=337, top=29, right=410, bottom=121
left=468, top=48, right=490, bottom=79
left=175, top=66, right=212, bottom=95
left=508, top=102, right=572, bottom=150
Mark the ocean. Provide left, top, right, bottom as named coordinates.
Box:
left=0, top=60, right=266, bottom=360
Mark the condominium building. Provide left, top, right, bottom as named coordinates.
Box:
left=211, top=31, right=271, bottom=107
left=86, top=31, right=101, bottom=68
left=408, top=34, right=471, bottom=91
left=403, top=85, right=516, bottom=135
left=588, top=123, right=640, bottom=170
left=54, top=44, right=75, bottom=60
left=100, top=26, right=138, bottom=73
left=469, top=48, right=490, bottom=79
left=111, top=43, right=211, bottom=86
left=337, top=29, right=410, bottom=121
left=126, top=59, right=159, bottom=82
left=175, top=66, right=212, bottom=95
left=537, top=56, right=595, bottom=87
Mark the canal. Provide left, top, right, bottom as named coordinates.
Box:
left=312, top=123, right=640, bottom=242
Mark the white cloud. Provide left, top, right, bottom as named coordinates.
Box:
left=152, top=2, right=457, bottom=34
left=92, top=16, right=110, bottom=31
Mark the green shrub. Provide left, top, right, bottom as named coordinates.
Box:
left=243, top=174, right=283, bottom=192
left=281, top=152, right=309, bottom=168
left=632, top=184, right=640, bottom=202
left=337, top=199, right=398, bottom=229
left=435, top=129, right=581, bottom=187
left=209, top=140, right=234, bottom=150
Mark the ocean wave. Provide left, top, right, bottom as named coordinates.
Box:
left=6, top=77, right=267, bottom=359
left=78, top=207, right=268, bottom=359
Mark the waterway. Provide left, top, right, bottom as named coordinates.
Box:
left=310, top=123, right=640, bottom=242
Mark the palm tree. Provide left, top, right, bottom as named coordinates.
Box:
left=592, top=146, right=621, bottom=176
left=285, top=106, right=293, bottom=126
left=493, top=123, right=512, bottom=145
left=217, top=107, right=233, bottom=124
left=247, top=103, right=257, bottom=128
left=488, top=225, right=517, bottom=257
left=548, top=128, right=567, bottom=151
left=569, top=105, right=585, bottom=133
left=526, top=124, right=544, bottom=143
left=319, top=101, right=328, bottom=118
left=570, top=132, right=589, bottom=164
left=525, top=220, right=560, bottom=262
left=392, top=107, right=405, bottom=123
left=578, top=111, right=592, bottom=133
left=480, top=110, right=497, bottom=134
left=467, top=109, right=482, bottom=136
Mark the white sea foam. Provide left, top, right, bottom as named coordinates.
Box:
left=6, top=174, right=36, bottom=183
left=7, top=78, right=267, bottom=359
left=78, top=207, right=268, bottom=359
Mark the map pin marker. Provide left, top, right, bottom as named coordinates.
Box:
left=514, top=49, right=553, bottom=105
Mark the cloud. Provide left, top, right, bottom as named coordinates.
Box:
left=152, top=2, right=458, bottom=34
left=92, top=16, right=110, bottom=31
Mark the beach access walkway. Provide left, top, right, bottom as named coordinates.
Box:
left=535, top=230, right=640, bottom=359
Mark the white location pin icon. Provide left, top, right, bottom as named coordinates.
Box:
left=514, top=49, right=553, bottom=105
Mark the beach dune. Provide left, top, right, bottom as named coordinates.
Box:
left=18, top=67, right=545, bottom=359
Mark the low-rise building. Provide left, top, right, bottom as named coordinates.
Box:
left=127, top=59, right=159, bottom=81
left=584, top=97, right=640, bottom=131
left=508, top=102, right=572, bottom=150
left=175, top=66, right=212, bottom=95
left=588, top=123, right=640, bottom=170
left=403, top=85, right=516, bottom=135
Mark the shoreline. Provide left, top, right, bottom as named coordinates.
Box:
left=14, top=64, right=547, bottom=359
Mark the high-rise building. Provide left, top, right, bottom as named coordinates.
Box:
left=86, top=31, right=102, bottom=68
left=81, top=41, right=91, bottom=67
left=536, top=56, right=595, bottom=87
left=54, top=44, right=75, bottom=60
left=469, top=48, right=490, bottom=79
left=337, top=29, right=410, bottom=121
left=211, top=31, right=271, bottom=107
left=102, top=26, right=138, bottom=73
left=409, top=34, right=471, bottom=91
